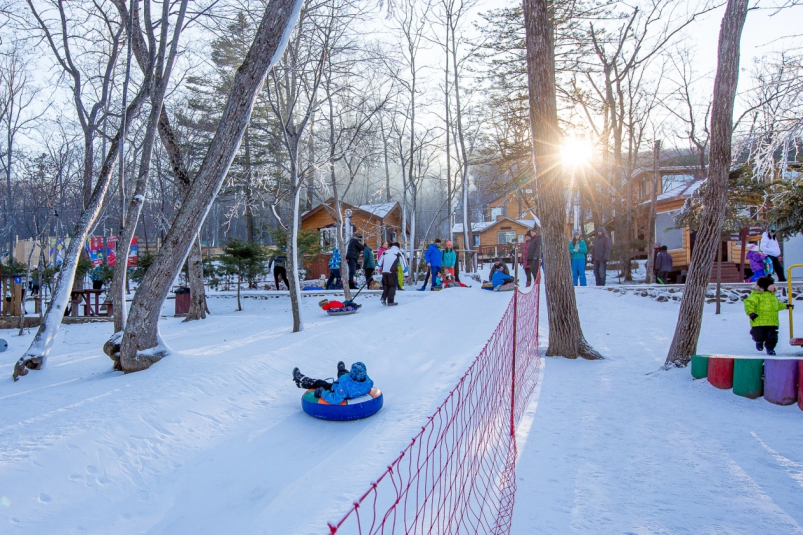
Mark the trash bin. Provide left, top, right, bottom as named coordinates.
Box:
left=691, top=355, right=709, bottom=379
left=764, top=359, right=798, bottom=406
left=174, top=287, right=190, bottom=317
left=708, top=357, right=734, bottom=389
left=733, top=358, right=763, bottom=399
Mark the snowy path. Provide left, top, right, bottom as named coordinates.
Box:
left=513, top=287, right=803, bottom=534
left=0, top=287, right=513, bottom=534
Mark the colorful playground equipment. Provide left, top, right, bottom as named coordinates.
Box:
left=691, top=264, right=803, bottom=411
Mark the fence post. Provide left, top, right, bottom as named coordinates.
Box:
left=510, top=246, right=518, bottom=437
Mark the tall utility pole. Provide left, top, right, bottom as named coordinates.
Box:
left=645, top=140, right=660, bottom=283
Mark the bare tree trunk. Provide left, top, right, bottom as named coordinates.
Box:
left=184, top=234, right=208, bottom=321
left=645, top=140, right=660, bottom=283
left=118, top=0, right=304, bottom=373
left=715, top=240, right=722, bottom=315
left=13, top=85, right=150, bottom=380
left=523, top=0, right=601, bottom=360
left=665, top=0, right=748, bottom=367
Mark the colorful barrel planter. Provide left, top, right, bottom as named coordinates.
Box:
left=733, top=359, right=763, bottom=399
left=691, top=355, right=709, bottom=379
left=708, top=357, right=734, bottom=389
left=764, top=360, right=798, bottom=406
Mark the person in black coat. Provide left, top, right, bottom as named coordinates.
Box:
left=655, top=245, right=673, bottom=284
left=591, top=227, right=612, bottom=286
left=527, top=227, right=542, bottom=277
left=345, top=233, right=365, bottom=289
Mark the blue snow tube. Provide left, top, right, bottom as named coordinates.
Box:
left=301, top=388, right=383, bottom=421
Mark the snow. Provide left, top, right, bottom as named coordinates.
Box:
left=512, top=286, right=803, bottom=534
left=452, top=219, right=537, bottom=234
left=2, top=272, right=802, bottom=533
left=638, top=178, right=704, bottom=205
left=0, top=284, right=513, bottom=533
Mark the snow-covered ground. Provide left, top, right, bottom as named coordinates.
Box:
left=0, top=284, right=513, bottom=534
left=513, top=286, right=803, bottom=534
left=2, top=273, right=802, bottom=534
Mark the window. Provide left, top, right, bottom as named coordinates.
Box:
left=661, top=174, right=694, bottom=193
left=498, top=231, right=517, bottom=244
left=490, top=207, right=503, bottom=220
left=655, top=211, right=683, bottom=250
left=320, top=228, right=337, bottom=251
left=472, top=235, right=480, bottom=247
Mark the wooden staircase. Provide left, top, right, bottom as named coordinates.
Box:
left=710, top=262, right=744, bottom=283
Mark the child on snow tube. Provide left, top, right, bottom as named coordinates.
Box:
left=482, top=264, right=515, bottom=291
left=292, top=361, right=373, bottom=405
left=318, top=298, right=360, bottom=313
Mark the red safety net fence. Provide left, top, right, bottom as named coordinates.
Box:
left=329, top=280, right=541, bottom=534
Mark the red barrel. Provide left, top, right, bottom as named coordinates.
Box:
left=708, top=357, right=734, bottom=389
left=798, top=361, right=803, bottom=412
left=764, top=359, right=798, bottom=405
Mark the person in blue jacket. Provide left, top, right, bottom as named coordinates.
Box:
left=292, top=362, right=373, bottom=404
left=568, top=231, right=588, bottom=286
left=424, top=238, right=443, bottom=290
left=326, top=247, right=342, bottom=289
left=490, top=263, right=515, bottom=290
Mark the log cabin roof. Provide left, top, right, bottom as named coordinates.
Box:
left=451, top=217, right=539, bottom=234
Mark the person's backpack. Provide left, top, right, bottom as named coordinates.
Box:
left=389, top=252, right=401, bottom=275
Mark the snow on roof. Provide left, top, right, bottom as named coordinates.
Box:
left=451, top=219, right=537, bottom=233
left=639, top=179, right=704, bottom=206
left=358, top=202, right=396, bottom=219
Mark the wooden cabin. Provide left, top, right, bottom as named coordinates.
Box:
left=484, top=188, right=538, bottom=222
left=632, top=165, right=764, bottom=283
left=452, top=217, right=537, bottom=265
left=299, top=199, right=407, bottom=279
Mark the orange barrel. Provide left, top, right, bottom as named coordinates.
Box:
left=708, top=357, right=734, bottom=389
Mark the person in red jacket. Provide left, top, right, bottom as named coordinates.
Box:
left=319, top=298, right=359, bottom=312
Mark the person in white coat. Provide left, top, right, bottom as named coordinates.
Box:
left=760, top=227, right=785, bottom=282
left=377, top=242, right=407, bottom=306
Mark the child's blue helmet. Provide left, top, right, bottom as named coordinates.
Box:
left=350, top=362, right=367, bottom=381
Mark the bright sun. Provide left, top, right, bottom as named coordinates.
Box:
left=560, top=136, right=593, bottom=167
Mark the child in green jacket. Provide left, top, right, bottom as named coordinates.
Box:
left=743, top=276, right=794, bottom=356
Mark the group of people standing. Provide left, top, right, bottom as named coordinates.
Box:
left=746, top=227, right=787, bottom=283
left=551, top=227, right=612, bottom=287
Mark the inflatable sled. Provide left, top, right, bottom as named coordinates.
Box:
left=326, top=308, right=358, bottom=316
left=302, top=387, right=383, bottom=421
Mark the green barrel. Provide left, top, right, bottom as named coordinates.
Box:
left=691, top=355, right=709, bottom=379
left=733, top=359, right=763, bottom=399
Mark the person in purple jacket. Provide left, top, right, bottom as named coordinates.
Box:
left=746, top=243, right=767, bottom=282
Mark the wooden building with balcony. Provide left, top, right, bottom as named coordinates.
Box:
left=451, top=217, right=538, bottom=265
left=299, top=199, right=407, bottom=279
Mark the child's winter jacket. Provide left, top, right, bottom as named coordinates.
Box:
left=743, top=286, right=787, bottom=327
left=329, top=248, right=342, bottom=269
left=321, top=372, right=374, bottom=405
left=746, top=250, right=766, bottom=272
left=492, top=270, right=514, bottom=288
left=568, top=239, right=588, bottom=261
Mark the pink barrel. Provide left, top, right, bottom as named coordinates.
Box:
left=798, top=361, right=803, bottom=412
left=764, top=359, right=798, bottom=406
left=708, top=358, right=734, bottom=389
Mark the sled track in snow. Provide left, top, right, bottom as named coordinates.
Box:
left=329, top=279, right=542, bottom=534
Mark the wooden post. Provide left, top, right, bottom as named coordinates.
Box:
left=645, top=140, right=660, bottom=284
left=715, top=240, right=722, bottom=315
left=739, top=227, right=747, bottom=281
